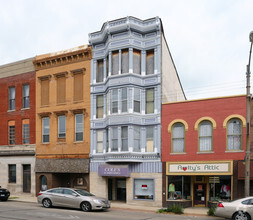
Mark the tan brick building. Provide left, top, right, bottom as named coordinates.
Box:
left=33, top=45, right=92, bottom=194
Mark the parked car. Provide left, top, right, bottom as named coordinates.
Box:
left=0, top=186, right=10, bottom=201
left=214, top=197, right=253, bottom=220
left=37, top=187, right=110, bottom=212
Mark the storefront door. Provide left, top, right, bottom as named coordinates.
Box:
left=23, top=165, right=31, bottom=193
left=116, top=179, right=126, bottom=201
left=194, top=183, right=206, bottom=206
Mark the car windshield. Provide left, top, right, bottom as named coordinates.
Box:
left=74, top=189, right=95, bottom=196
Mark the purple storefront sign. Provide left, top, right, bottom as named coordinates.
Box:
left=98, top=164, right=130, bottom=177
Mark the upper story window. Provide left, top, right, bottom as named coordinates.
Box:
left=96, top=59, right=104, bottom=83
left=111, top=89, right=118, bottom=114
left=121, top=88, right=128, bottom=113
left=146, top=49, right=154, bottom=75
left=172, top=123, right=185, bottom=153
left=112, top=51, right=119, bottom=75
left=146, top=88, right=154, bottom=114
left=41, top=79, right=49, bottom=106
left=133, top=126, right=141, bottom=152
left=96, top=95, right=104, bottom=118
left=58, top=115, right=66, bottom=138
left=133, top=49, right=141, bottom=75
left=111, top=127, right=118, bottom=152
left=8, top=87, right=15, bottom=110
left=121, top=126, right=128, bottom=151
left=75, top=114, right=83, bottom=142
left=22, top=119, right=30, bottom=144
left=146, top=126, right=154, bottom=152
left=42, top=117, right=49, bottom=143
left=121, top=49, right=129, bottom=74
left=8, top=120, right=15, bottom=145
left=134, top=88, right=141, bottom=113
left=73, top=73, right=83, bottom=102
left=57, top=76, right=66, bottom=104
left=97, top=130, right=103, bottom=153
left=199, top=121, right=212, bottom=152
left=227, top=118, right=242, bottom=150
left=22, top=84, right=30, bottom=108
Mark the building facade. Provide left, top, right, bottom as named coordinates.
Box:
left=89, top=16, right=185, bottom=207
left=161, top=95, right=247, bottom=207
left=33, top=46, right=92, bottom=194
left=0, top=58, right=36, bottom=195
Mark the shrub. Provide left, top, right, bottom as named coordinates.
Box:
left=207, top=207, right=216, bottom=216
left=171, top=204, right=184, bottom=214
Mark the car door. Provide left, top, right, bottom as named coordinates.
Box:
left=245, top=199, right=253, bottom=218
left=60, top=189, right=79, bottom=208
left=47, top=189, right=64, bottom=206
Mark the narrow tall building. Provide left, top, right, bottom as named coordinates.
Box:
left=89, top=16, right=185, bottom=207
left=33, top=46, right=92, bottom=194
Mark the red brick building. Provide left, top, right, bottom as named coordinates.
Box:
left=161, top=95, right=247, bottom=207
left=0, top=58, right=36, bottom=195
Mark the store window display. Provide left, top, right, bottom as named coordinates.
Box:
left=209, top=176, right=231, bottom=201
left=167, top=176, right=191, bottom=200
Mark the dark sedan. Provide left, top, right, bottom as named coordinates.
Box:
left=0, top=186, right=10, bottom=201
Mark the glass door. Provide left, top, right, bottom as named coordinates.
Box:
left=194, top=183, right=206, bottom=206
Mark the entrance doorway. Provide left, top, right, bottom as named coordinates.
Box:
left=194, top=183, right=206, bottom=206
left=23, top=165, right=31, bottom=193
left=108, top=178, right=126, bottom=201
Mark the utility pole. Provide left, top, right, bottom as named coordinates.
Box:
left=245, top=31, right=253, bottom=197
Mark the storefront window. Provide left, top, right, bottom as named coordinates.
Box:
left=134, top=179, right=154, bottom=200
left=167, top=176, right=191, bottom=200
left=209, top=176, right=231, bottom=201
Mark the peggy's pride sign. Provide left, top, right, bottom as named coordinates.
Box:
left=167, top=162, right=232, bottom=174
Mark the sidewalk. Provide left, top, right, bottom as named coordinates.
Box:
left=9, top=194, right=209, bottom=216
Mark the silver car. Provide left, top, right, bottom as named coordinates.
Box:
left=37, top=187, right=110, bottom=212
left=214, top=197, right=253, bottom=220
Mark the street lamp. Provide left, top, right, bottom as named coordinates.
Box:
left=245, top=31, right=253, bottom=197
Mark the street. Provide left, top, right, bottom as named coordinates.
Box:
left=0, top=201, right=225, bottom=220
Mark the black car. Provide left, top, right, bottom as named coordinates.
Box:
left=0, top=186, right=10, bottom=201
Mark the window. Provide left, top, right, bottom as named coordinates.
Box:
left=96, top=95, right=104, bottom=118
left=73, top=73, right=83, bottom=101
left=58, top=115, right=66, bottom=138
left=134, top=179, right=154, bottom=200
left=22, top=119, right=30, bottom=144
left=22, top=84, right=30, bottom=108
left=111, top=89, right=118, bottom=114
left=121, top=88, right=127, bottom=113
left=199, top=121, right=212, bottom=151
left=75, top=114, right=83, bottom=141
left=227, top=119, right=242, bottom=150
left=42, top=117, right=49, bottom=143
left=121, top=49, right=129, bottom=74
left=57, top=76, right=66, bottom=104
left=8, top=121, right=15, bottom=145
left=133, top=49, right=141, bottom=75
left=146, top=49, right=154, bottom=75
left=172, top=123, right=185, bottom=153
left=167, top=176, right=191, bottom=200
left=96, top=59, right=104, bottom=83
left=133, top=126, right=141, bottom=152
left=111, top=127, right=118, bottom=152
left=41, top=175, right=47, bottom=191
left=134, top=88, right=141, bottom=113
left=8, top=87, right=15, bottom=110
left=106, top=128, right=109, bottom=152
left=41, top=79, right=49, bottom=106
left=121, top=126, right=128, bottom=151
left=209, top=176, right=231, bottom=201
left=8, top=164, right=16, bottom=183
left=146, top=126, right=154, bottom=152
left=97, top=130, right=103, bottom=153
left=112, top=51, right=119, bottom=75
left=146, top=88, right=154, bottom=114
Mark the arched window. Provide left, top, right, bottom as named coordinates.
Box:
left=40, top=175, right=47, bottom=191
left=227, top=119, right=242, bottom=150
left=199, top=121, right=212, bottom=151
left=172, top=123, right=185, bottom=153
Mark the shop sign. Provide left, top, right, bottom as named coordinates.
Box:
left=168, top=162, right=231, bottom=173
left=98, top=164, right=130, bottom=177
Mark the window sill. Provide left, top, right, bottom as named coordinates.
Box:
left=40, top=105, right=50, bottom=108
left=7, top=109, right=15, bottom=112
left=74, top=141, right=84, bottom=144
left=41, top=142, right=50, bottom=145
left=197, top=151, right=214, bottom=154
left=170, top=152, right=186, bottom=155
left=73, top=100, right=83, bottom=104
left=225, top=150, right=244, bottom=153
left=56, top=103, right=66, bottom=106
left=21, top=107, right=30, bottom=111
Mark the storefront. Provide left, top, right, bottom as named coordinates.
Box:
left=164, top=161, right=233, bottom=208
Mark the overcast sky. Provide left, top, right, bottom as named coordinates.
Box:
left=0, top=0, right=253, bottom=100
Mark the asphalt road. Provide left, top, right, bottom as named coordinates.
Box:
left=0, top=200, right=224, bottom=220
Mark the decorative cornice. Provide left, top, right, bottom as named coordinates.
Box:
left=33, top=46, right=92, bottom=71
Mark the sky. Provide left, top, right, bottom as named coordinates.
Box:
left=0, top=0, right=253, bottom=100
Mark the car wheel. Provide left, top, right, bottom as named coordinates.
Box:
left=233, top=211, right=251, bottom=220
left=42, top=198, right=52, bottom=208
left=1, top=198, right=8, bottom=201
left=81, top=201, right=91, bottom=212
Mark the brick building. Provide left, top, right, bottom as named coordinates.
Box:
left=161, top=95, right=247, bottom=207
left=33, top=46, right=92, bottom=194
left=0, top=58, right=36, bottom=195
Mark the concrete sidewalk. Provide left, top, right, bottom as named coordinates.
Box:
left=8, top=194, right=209, bottom=216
